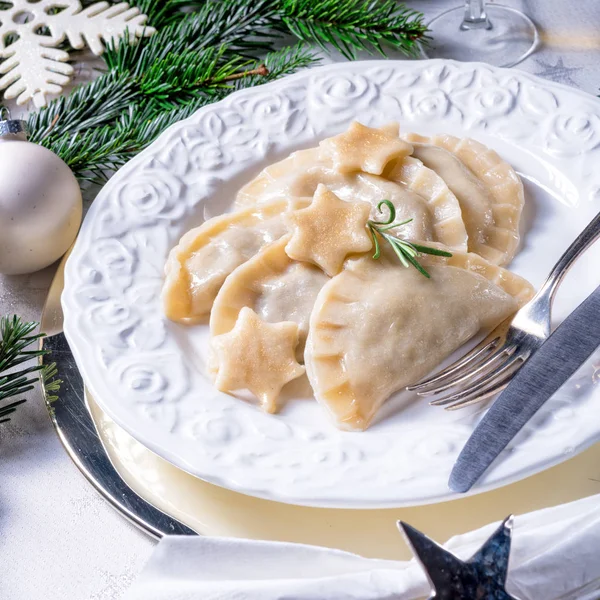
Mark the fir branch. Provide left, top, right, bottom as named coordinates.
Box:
left=27, top=0, right=424, bottom=182
left=28, top=71, right=136, bottom=144
left=230, top=43, right=318, bottom=89
left=129, top=0, right=201, bottom=28
left=104, top=0, right=281, bottom=76
left=131, top=0, right=230, bottom=28
left=125, top=0, right=428, bottom=60
left=0, top=316, right=61, bottom=424
left=137, top=46, right=249, bottom=109
left=44, top=124, right=133, bottom=183
left=42, top=44, right=319, bottom=184
left=277, top=0, right=428, bottom=59
left=29, top=47, right=241, bottom=144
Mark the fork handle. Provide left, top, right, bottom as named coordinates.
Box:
left=536, top=209, right=600, bottom=305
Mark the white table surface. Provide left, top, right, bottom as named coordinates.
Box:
left=1, top=1, right=599, bottom=598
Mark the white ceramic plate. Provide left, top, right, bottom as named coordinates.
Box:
left=63, top=60, right=600, bottom=508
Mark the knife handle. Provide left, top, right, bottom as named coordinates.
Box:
left=536, top=209, right=600, bottom=306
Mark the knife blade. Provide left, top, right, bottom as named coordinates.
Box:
left=450, top=283, right=600, bottom=493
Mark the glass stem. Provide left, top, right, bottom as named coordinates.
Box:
left=460, top=0, right=492, bottom=30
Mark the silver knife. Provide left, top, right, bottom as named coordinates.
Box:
left=449, top=283, right=600, bottom=493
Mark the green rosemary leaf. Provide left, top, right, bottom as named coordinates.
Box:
left=371, top=199, right=396, bottom=225
left=370, top=200, right=414, bottom=231
left=367, top=207, right=452, bottom=277
left=368, top=224, right=381, bottom=259
left=393, top=237, right=418, bottom=257
left=388, top=238, right=410, bottom=268
left=410, top=243, right=453, bottom=257
left=403, top=250, right=431, bottom=278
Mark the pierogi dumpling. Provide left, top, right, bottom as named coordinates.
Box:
left=210, top=236, right=329, bottom=372
left=236, top=163, right=467, bottom=252
left=163, top=198, right=309, bottom=323
left=305, top=253, right=534, bottom=431
left=383, top=155, right=469, bottom=253
left=237, top=122, right=411, bottom=206
left=403, top=133, right=524, bottom=266
left=236, top=148, right=322, bottom=206
left=163, top=118, right=532, bottom=431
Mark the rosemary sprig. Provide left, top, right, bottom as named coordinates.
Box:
left=367, top=200, right=452, bottom=278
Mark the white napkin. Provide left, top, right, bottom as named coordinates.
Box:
left=124, top=494, right=600, bottom=600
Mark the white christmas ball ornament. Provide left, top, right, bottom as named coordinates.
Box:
left=0, top=112, right=82, bottom=275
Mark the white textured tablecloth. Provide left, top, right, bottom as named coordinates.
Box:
left=1, top=1, right=599, bottom=598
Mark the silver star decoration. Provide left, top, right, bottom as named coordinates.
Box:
left=534, top=57, right=582, bottom=87
left=398, top=516, right=519, bottom=600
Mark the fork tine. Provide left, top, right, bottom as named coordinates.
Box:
left=415, top=346, right=515, bottom=397
left=407, top=336, right=500, bottom=393
left=445, top=374, right=513, bottom=411
left=445, top=352, right=530, bottom=411
left=429, top=354, right=524, bottom=408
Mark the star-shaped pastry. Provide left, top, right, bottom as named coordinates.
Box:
left=319, top=121, right=413, bottom=175
left=285, top=184, right=373, bottom=276
left=211, top=307, right=305, bottom=413
left=398, top=516, right=518, bottom=600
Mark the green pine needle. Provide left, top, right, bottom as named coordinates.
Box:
left=137, top=46, right=250, bottom=109
left=128, top=0, right=209, bottom=28
left=0, top=316, right=61, bottom=424
left=28, top=71, right=136, bottom=144
left=232, top=43, right=318, bottom=88
left=104, top=0, right=281, bottom=76
left=278, top=0, right=428, bottom=60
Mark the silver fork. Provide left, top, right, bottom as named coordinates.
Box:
left=407, top=209, right=600, bottom=410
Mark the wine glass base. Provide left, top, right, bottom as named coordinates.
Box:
left=422, top=4, right=539, bottom=68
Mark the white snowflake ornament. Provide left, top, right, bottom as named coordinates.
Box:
left=0, top=0, right=154, bottom=107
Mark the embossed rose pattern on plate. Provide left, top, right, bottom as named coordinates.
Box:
left=63, top=61, right=600, bottom=507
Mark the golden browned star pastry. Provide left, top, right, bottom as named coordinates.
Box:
left=211, top=307, right=305, bottom=413
left=319, top=121, right=412, bottom=175
left=285, top=184, right=373, bottom=276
